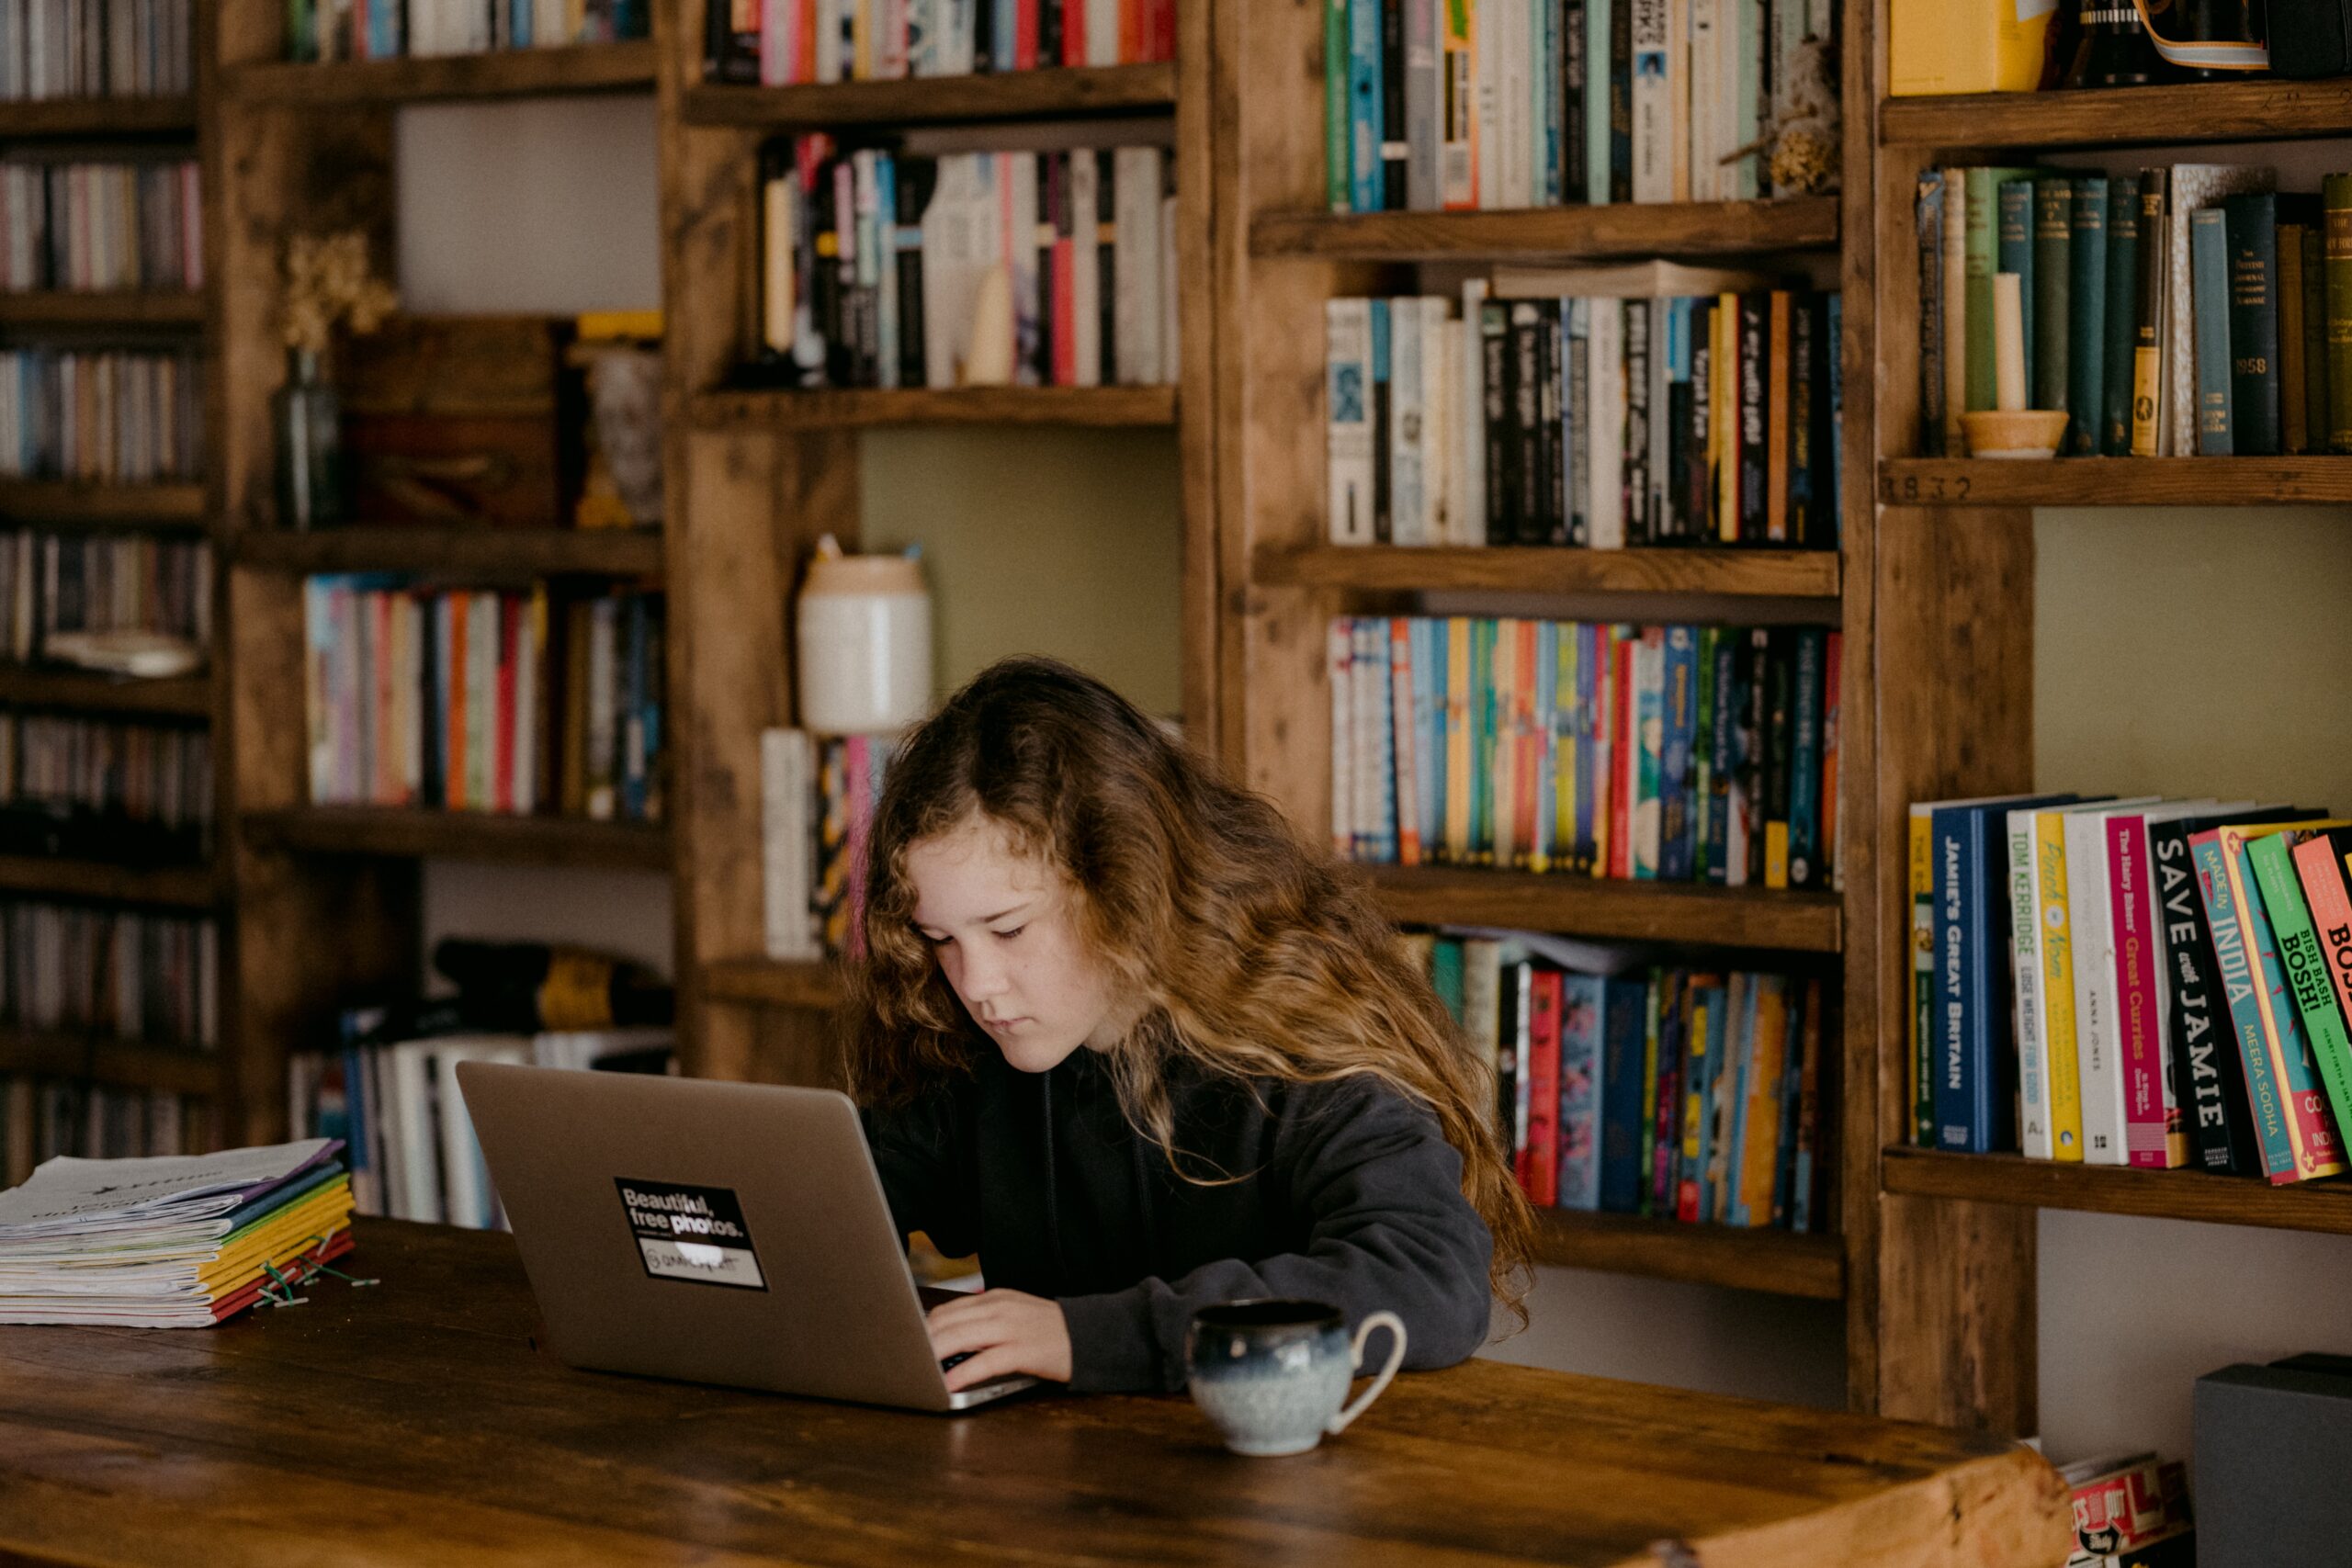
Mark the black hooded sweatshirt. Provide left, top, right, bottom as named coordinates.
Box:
left=861, top=1044, right=1496, bottom=1393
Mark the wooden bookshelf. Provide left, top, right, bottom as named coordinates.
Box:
left=1367, top=868, right=1843, bottom=953
left=699, top=958, right=846, bottom=1010
left=1251, top=197, right=1838, bottom=263
left=0, top=1031, right=220, bottom=1097
left=241, top=808, right=671, bottom=870
left=690, top=385, right=1178, bottom=430
left=683, top=61, right=1176, bottom=128
left=0, top=854, right=219, bottom=909
left=222, top=41, right=659, bottom=104
left=0, top=667, right=213, bottom=717
left=1532, top=1211, right=1847, bottom=1301
left=1877, top=458, right=2352, bottom=509
left=1879, top=78, right=2352, bottom=152
left=0, top=293, right=209, bottom=328
left=1882, top=1148, right=2352, bottom=1238
left=0, top=479, right=207, bottom=527
left=0, top=97, right=199, bottom=138
left=233, top=525, right=665, bottom=576
left=1253, top=543, right=1841, bottom=599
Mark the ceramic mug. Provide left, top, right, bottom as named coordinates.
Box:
left=1184, top=1299, right=1408, bottom=1457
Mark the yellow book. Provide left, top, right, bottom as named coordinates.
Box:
left=1489, top=618, right=1522, bottom=870
left=1764, top=821, right=1791, bottom=890
left=1444, top=616, right=1473, bottom=863
left=1737, top=976, right=1790, bottom=1225
left=1888, top=0, right=2055, bottom=97
left=2033, top=811, right=2088, bottom=1161
left=1713, top=295, right=1737, bottom=542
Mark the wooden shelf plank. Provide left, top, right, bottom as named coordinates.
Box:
left=1254, top=543, right=1840, bottom=599
left=683, top=62, right=1176, bottom=129
left=0, top=96, right=198, bottom=139
left=0, top=665, right=212, bottom=716
left=1882, top=1147, right=2352, bottom=1236
left=223, top=41, right=658, bottom=104
left=0, top=479, right=206, bottom=526
left=0, top=854, right=217, bottom=908
left=1252, top=197, right=1838, bottom=262
left=699, top=957, right=845, bottom=1010
left=233, top=526, right=663, bottom=576
left=242, top=807, right=670, bottom=870
left=1877, top=457, right=2352, bottom=509
left=1880, top=79, right=2352, bottom=152
left=0, top=1030, right=219, bottom=1096
left=692, top=384, right=1178, bottom=429
left=1532, top=1210, right=1846, bottom=1300
left=0, top=292, right=206, bottom=327
left=1366, top=866, right=1842, bottom=953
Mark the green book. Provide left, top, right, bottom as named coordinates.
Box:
left=2033, top=176, right=2072, bottom=416
left=2305, top=222, right=2333, bottom=452
left=2325, top=172, right=2352, bottom=452
left=1963, top=167, right=2033, bottom=412
left=2190, top=207, right=2234, bottom=456
left=2248, top=833, right=2352, bottom=1153
left=2102, top=173, right=2143, bottom=454
left=2066, top=176, right=2108, bottom=456
left=1430, top=937, right=1465, bottom=1025
left=1325, top=0, right=1350, bottom=210
left=1998, top=177, right=2037, bottom=396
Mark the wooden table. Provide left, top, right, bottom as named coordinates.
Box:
left=0, top=1221, right=2069, bottom=1566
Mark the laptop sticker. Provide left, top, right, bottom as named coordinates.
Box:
left=616, top=1179, right=768, bottom=1291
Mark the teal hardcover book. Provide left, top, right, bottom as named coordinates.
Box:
left=2067, top=176, right=2109, bottom=456
left=2102, top=174, right=2142, bottom=453
left=2032, top=175, right=2072, bottom=415
left=2191, top=206, right=2235, bottom=456
left=1998, top=177, right=2037, bottom=394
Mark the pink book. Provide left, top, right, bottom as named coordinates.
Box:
left=1524, top=970, right=1563, bottom=1206
left=843, top=735, right=874, bottom=961
left=1388, top=618, right=1420, bottom=867
left=2296, top=835, right=2352, bottom=1042
left=2108, top=812, right=2178, bottom=1168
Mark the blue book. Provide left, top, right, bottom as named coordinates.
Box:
left=993, top=0, right=1016, bottom=69
left=1929, top=793, right=2077, bottom=1153
left=2067, top=176, right=2109, bottom=456
left=1657, top=626, right=1698, bottom=880
left=1348, top=0, right=1384, bottom=214
left=1598, top=976, right=1651, bottom=1213
left=1662, top=299, right=1693, bottom=538
left=1412, top=617, right=1444, bottom=857
left=1532, top=621, right=1560, bottom=869
left=511, top=0, right=532, bottom=49
left=1556, top=973, right=1606, bottom=1211
left=2190, top=206, right=2235, bottom=456
left=1535, top=1, right=1561, bottom=205
left=1786, top=626, right=1826, bottom=889
left=1702, top=629, right=1740, bottom=884
left=1722, top=975, right=1759, bottom=1224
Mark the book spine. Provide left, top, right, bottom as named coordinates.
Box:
left=1759, top=629, right=1791, bottom=889
left=1439, top=0, right=1474, bottom=208
left=1567, top=298, right=1591, bottom=546
left=2304, top=225, right=2332, bottom=453
left=2130, top=169, right=2168, bottom=457
left=1388, top=619, right=1421, bottom=866
left=2282, top=219, right=2310, bottom=454
left=1556, top=975, right=1603, bottom=1210
left=1541, top=302, right=1567, bottom=545
left=1764, top=290, right=1789, bottom=543
left=1657, top=625, right=1696, bottom=882
left=2191, top=208, right=2235, bottom=456
left=2226, top=829, right=2348, bottom=1181
left=1630, top=0, right=1668, bottom=203
left=1607, top=0, right=1631, bottom=203
left=1379, top=0, right=1406, bottom=209
left=2066, top=175, right=2108, bottom=457
left=1736, top=292, right=1765, bottom=542
left=1325, top=299, right=1374, bottom=544
left=1785, top=626, right=1823, bottom=890
left=2195, top=829, right=2300, bottom=1181
left=1325, top=0, right=1351, bottom=209
left=1403, top=0, right=1438, bottom=209
left=2250, top=834, right=2352, bottom=1172
left=2008, top=811, right=2053, bottom=1159
left=1510, top=301, right=1544, bottom=546
left=1525, top=968, right=1561, bottom=1205
left=1622, top=300, right=1650, bottom=545
left=1589, top=299, right=1624, bottom=549
left=2296, top=836, right=2352, bottom=1066
left=2109, top=818, right=2176, bottom=1168
left=1599, top=976, right=1647, bottom=1212
left=2327, top=173, right=2352, bottom=452
left=2102, top=174, right=2141, bottom=455
left=1996, top=177, right=2035, bottom=396
left=1909, top=806, right=1933, bottom=1145
left=2153, top=819, right=2255, bottom=1175
left=1676, top=982, right=1712, bottom=1220
left=2224, top=192, right=2282, bottom=457
left=1585, top=0, right=1610, bottom=206
left=1561, top=0, right=1586, bottom=204
left=1347, top=0, right=1382, bottom=213
left=1962, top=168, right=1998, bottom=410
left=2032, top=175, right=2071, bottom=416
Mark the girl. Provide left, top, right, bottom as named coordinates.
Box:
left=852, top=658, right=1533, bottom=1396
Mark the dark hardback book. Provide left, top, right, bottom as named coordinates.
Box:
left=1786, top=626, right=1825, bottom=890
left=2191, top=206, right=2236, bottom=455
left=1039, top=0, right=1061, bottom=68
left=1761, top=630, right=1794, bottom=888
left=1096, top=148, right=1118, bottom=384
left=1658, top=625, right=1698, bottom=881
left=1702, top=628, right=1738, bottom=884
left=1917, top=169, right=1949, bottom=457
left=2281, top=215, right=2311, bottom=454
left=1608, top=0, right=1632, bottom=204
left=1998, top=177, right=2037, bottom=394
left=1372, top=299, right=1393, bottom=543
left=1035, top=152, right=1061, bottom=387
left=1664, top=308, right=1693, bottom=543
left=2103, top=173, right=2143, bottom=454
left=2326, top=172, right=2352, bottom=453
left=1379, top=0, right=1406, bottom=211
left=703, top=0, right=758, bottom=83
left=2067, top=175, right=2109, bottom=455
left=2224, top=190, right=2283, bottom=456
left=1481, top=300, right=1513, bottom=546
left=1623, top=299, right=1652, bottom=545
left=894, top=156, right=935, bottom=389
left=1538, top=302, right=1567, bottom=544
left=1737, top=628, right=1770, bottom=886
left=1790, top=293, right=1817, bottom=546
left=1736, top=293, right=1769, bottom=544
left=1567, top=300, right=1590, bottom=546
left=2303, top=222, right=2331, bottom=452
left=1510, top=299, right=1545, bottom=546
left=2033, top=175, right=2073, bottom=416
left=1687, top=297, right=1713, bottom=541
left=1562, top=0, right=1588, bottom=206
left=1598, top=976, right=1650, bottom=1213
left=2130, top=168, right=2169, bottom=457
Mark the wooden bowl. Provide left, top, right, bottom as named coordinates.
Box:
left=1960, top=409, right=2069, bottom=459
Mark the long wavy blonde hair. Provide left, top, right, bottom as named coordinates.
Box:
left=847, top=657, right=1533, bottom=1324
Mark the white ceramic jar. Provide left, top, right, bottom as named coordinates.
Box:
left=795, top=547, right=933, bottom=734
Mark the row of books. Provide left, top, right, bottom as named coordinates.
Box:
left=1412, top=930, right=1829, bottom=1230
left=1325, top=0, right=1826, bottom=213
left=0, top=158, right=203, bottom=295
left=760, top=727, right=896, bottom=963
left=0, top=713, right=212, bottom=862
left=1331, top=616, right=1839, bottom=890
left=756, top=139, right=1175, bottom=391
left=302, top=577, right=666, bottom=823
left=0, top=529, right=210, bottom=666
left=704, top=0, right=1177, bottom=85
left=1326, top=268, right=1840, bottom=549
left=0, top=1077, right=207, bottom=1186
left=0, top=348, right=204, bottom=483
left=285, top=0, right=645, bottom=63
left=1917, top=164, right=2352, bottom=458
left=1909, top=795, right=2352, bottom=1186
left=288, top=1021, right=674, bottom=1226
left=0, top=0, right=196, bottom=100
left=0, top=898, right=219, bottom=1052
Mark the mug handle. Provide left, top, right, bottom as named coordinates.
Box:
left=1326, top=1311, right=1408, bottom=1435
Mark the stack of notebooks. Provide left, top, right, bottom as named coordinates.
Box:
left=0, top=1138, right=355, bottom=1326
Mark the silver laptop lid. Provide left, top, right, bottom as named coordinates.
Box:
left=457, top=1063, right=1012, bottom=1413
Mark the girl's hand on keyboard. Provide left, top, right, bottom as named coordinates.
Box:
left=925, top=1288, right=1072, bottom=1391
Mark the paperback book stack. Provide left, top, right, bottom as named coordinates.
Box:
left=0, top=159, right=205, bottom=294
left=1917, top=164, right=2352, bottom=458
left=0, top=530, right=213, bottom=665
left=1323, top=0, right=1826, bottom=211
left=0, top=347, right=205, bottom=481
left=302, top=576, right=665, bottom=822
left=1332, top=615, right=1840, bottom=890
left=760, top=728, right=899, bottom=963
left=1328, top=266, right=1839, bottom=547
left=1413, top=928, right=1828, bottom=1231
left=1909, top=793, right=2352, bottom=1187
left=0, top=1138, right=355, bottom=1327
left=754, top=136, right=1176, bottom=391
left=704, top=0, right=1177, bottom=85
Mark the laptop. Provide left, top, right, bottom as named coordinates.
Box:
left=456, top=1062, right=1039, bottom=1413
